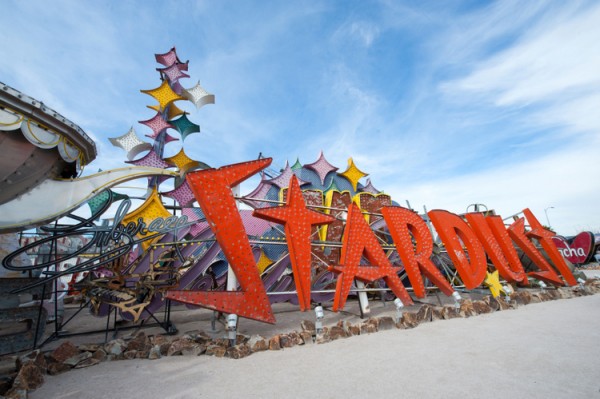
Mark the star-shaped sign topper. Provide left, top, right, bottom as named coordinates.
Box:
left=339, top=157, right=368, bottom=192
left=306, top=151, right=338, bottom=185
left=253, top=175, right=335, bottom=311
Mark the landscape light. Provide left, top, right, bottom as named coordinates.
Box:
left=393, top=298, right=404, bottom=323
left=226, top=313, right=238, bottom=343
left=452, top=291, right=462, bottom=312
left=314, top=304, right=324, bottom=334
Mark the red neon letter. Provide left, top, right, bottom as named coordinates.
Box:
left=329, top=203, right=413, bottom=311
left=381, top=206, right=454, bottom=297
left=165, top=159, right=276, bottom=323
left=253, top=176, right=335, bottom=311
left=428, top=210, right=487, bottom=290
left=465, top=213, right=528, bottom=284
left=507, top=217, right=564, bottom=286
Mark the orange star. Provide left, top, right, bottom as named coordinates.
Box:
left=253, top=176, right=335, bottom=311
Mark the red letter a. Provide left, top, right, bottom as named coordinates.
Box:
left=329, top=204, right=413, bottom=311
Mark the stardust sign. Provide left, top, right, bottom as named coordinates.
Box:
left=164, top=158, right=576, bottom=324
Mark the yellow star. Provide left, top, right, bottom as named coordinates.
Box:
left=483, top=270, right=506, bottom=298
left=164, top=148, right=200, bottom=175
left=141, top=80, right=185, bottom=111
left=147, top=102, right=186, bottom=120
left=339, top=157, right=368, bottom=191
left=256, top=249, right=273, bottom=274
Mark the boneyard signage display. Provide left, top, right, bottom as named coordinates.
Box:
left=0, top=48, right=581, bottom=327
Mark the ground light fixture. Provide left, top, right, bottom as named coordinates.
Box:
left=538, top=280, right=547, bottom=290
left=452, top=291, right=462, bottom=312
left=393, top=298, right=404, bottom=323
left=314, top=304, right=324, bottom=334
left=503, top=284, right=513, bottom=302
left=227, top=313, right=238, bottom=344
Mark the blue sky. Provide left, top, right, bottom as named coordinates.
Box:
left=1, top=0, right=599, bottom=236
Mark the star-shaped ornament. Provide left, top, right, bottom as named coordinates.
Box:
left=338, top=157, right=368, bottom=192
left=126, top=149, right=171, bottom=169
left=164, top=148, right=201, bottom=175
left=108, top=127, right=153, bottom=161
left=183, top=81, right=215, bottom=109
left=141, top=80, right=185, bottom=111
left=169, top=114, right=200, bottom=141
left=157, top=63, right=190, bottom=83
left=139, top=112, right=173, bottom=138
left=253, top=176, right=335, bottom=311
left=267, top=162, right=308, bottom=189
left=155, top=47, right=181, bottom=67
left=483, top=270, right=506, bottom=298
left=306, top=151, right=338, bottom=185
left=361, top=178, right=381, bottom=194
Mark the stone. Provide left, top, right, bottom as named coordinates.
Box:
left=226, top=343, right=251, bottom=359
left=126, top=332, right=150, bottom=352
left=0, top=375, right=14, bottom=395
left=441, top=306, right=461, bottom=319
left=235, top=334, right=250, bottom=345
left=268, top=335, right=281, bottom=350
left=278, top=334, right=294, bottom=348
left=74, top=358, right=100, bottom=369
left=431, top=306, right=445, bottom=321
left=47, top=362, right=71, bottom=375
left=181, top=344, right=206, bottom=356
left=347, top=324, right=361, bottom=336
left=459, top=300, right=477, bottom=318
left=377, top=316, right=396, bottom=331
left=5, top=388, right=27, bottom=399
left=472, top=300, right=492, bottom=314
left=104, top=339, right=126, bottom=356
left=300, top=320, right=315, bottom=334
left=12, top=363, right=43, bottom=390
left=63, top=351, right=92, bottom=367
left=299, top=331, right=314, bottom=345
left=167, top=339, right=196, bottom=356
left=328, top=326, right=347, bottom=341
left=159, top=342, right=171, bottom=356
left=519, top=291, right=533, bottom=304
left=248, top=335, right=268, bottom=352
left=151, top=335, right=169, bottom=346
left=398, top=312, right=420, bottom=329
left=205, top=345, right=226, bottom=358
left=148, top=345, right=162, bottom=360
left=284, top=332, right=303, bottom=346
left=17, top=350, right=46, bottom=373
left=123, top=350, right=137, bottom=360
left=491, top=296, right=511, bottom=310
left=416, top=305, right=432, bottom=323
left=49, top=341, right=80, bottom=363
left=77, top=343, right=101, bottom=352
left=315, top=331, right=331, bottom=344
left=359, top=319, right=378, bottom=334
left=92, top=349, right=107, bottom=362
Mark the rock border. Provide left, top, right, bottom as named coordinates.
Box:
left=1, top=281, right=599, bottom=398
